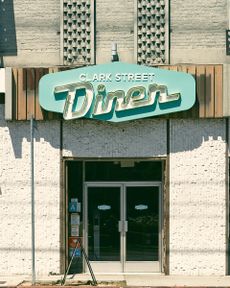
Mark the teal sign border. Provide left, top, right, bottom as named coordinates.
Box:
left=39, top=62, right=196, bottom=122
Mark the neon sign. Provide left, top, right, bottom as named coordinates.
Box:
left=39, top=62, right=195, bottom=122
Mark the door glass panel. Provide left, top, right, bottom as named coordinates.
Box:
left=126, top=186, right=159, bottom=261
left=88, top=187, right=120, bottom=261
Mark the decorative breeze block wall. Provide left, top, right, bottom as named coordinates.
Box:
left=63, top=0, right=94, bottom=65
left=136, top=0, right=168, bottom=65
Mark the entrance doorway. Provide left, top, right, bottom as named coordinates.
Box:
left=84, top=182, right=161, bottom=273
left=65, top=160, right=164, bottom=274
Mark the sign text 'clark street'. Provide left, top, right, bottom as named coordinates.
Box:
left=39, top=62, right=196, bottom=122
left=78, top=72, right=156, bottom=82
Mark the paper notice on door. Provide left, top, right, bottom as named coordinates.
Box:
left=69, top=248, right=81, bottom=258
left=71, top=213, right=80, bottom=225
left=71, top=225, right=79, bottom=236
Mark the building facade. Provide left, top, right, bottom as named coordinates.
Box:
left=0, top=0, right=230, bottom=277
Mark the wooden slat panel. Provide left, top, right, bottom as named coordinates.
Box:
left=177, top=65, right=190, bottom=118
left=17, top=68, right=27, bottom=120
left=26, top=68, right=35, bottom=120
left=187, top=66, right=199, bottom=118
left=187, top=66, right=196, bottom=78
left=214, top=65, right=223, bottom=117
left=168, top=65, right=178, bottom=71
left=12, top=68, right=18, bottom=120
left=196, top=66, right=206, bottom=118
left=159, top=65, right=169, bottom=70
left=49, top=67, right=59, bottom=74
left=205, top=66, right=215, bottom=117
left=177, top=65, right=187, bottom=73
left=157, top=65, right=179, bottom=118
left=42, top=68, right=54, bottom=120
left=35, top=68, right=45, bottom=120
left=47, top=67, right=60, bottom=120
left=35, top=67, right=61, bottom=121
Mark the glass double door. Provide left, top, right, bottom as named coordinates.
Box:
left=84, top=182, right=161, bottom=273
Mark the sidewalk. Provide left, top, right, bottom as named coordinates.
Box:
left=1, top=274, right=230, bottom=287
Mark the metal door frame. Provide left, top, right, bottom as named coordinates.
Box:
left=84, top=181, right=162, bottom=273
left=124, top=182, right=162, bottom=273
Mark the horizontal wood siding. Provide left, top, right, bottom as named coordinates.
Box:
left=9, top=64, right=223, bottom=120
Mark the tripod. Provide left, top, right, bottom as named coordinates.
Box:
left=61, top=237, right=97, bottom=286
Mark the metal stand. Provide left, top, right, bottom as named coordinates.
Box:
left=30, top=116, right=36, bottom=285
left=61, top=238, right=97, bottom=286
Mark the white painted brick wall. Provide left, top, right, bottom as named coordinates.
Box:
left=0, top=105, right=61, bottom=275
left=170, top=0, right=228, bottom=64
left=63, top=119, right=167, bottom=157
left=170, top=119, right=227, bottom=275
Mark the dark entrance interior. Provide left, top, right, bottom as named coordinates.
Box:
left=65, top=159, right=163, bottom=273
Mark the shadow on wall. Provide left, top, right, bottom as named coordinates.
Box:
left=0, top=0, right=17, bottom=67
left=5, top=120, right=61, bottom=159
left=0, top=109, right=226, bottom=159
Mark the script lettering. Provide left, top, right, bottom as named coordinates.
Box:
left=54, top=81, right=181, bottom=120
left=93, top=84, right=125, bottom=115
left=54, top=82, right=94, bottom=120
left=93, top=84, right=181, bottom=116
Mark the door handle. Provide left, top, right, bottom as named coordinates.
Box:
left=124, top=221, right=128, bottom=232
left=118, top=221, right=128, bottom=232
left=118, top=221, right=122, bottom=232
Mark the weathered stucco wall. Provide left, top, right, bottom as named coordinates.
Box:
left=96, top=0, right=135, bottom=64
left=62, top=119, right=167, bottom=157
left=1, top=0, right=229, bottom=66
left=0, top=114, right=228, bottom=276
left=170, top=0, right=228, bottom=64
left=0, top=105, right=61, bottom=275
left=170, top=119, right=227, bottom=275
left=1, top=0, right=60, bottom=66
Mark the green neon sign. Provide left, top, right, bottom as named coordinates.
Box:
left=39, top=62, right=196, bottom=122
